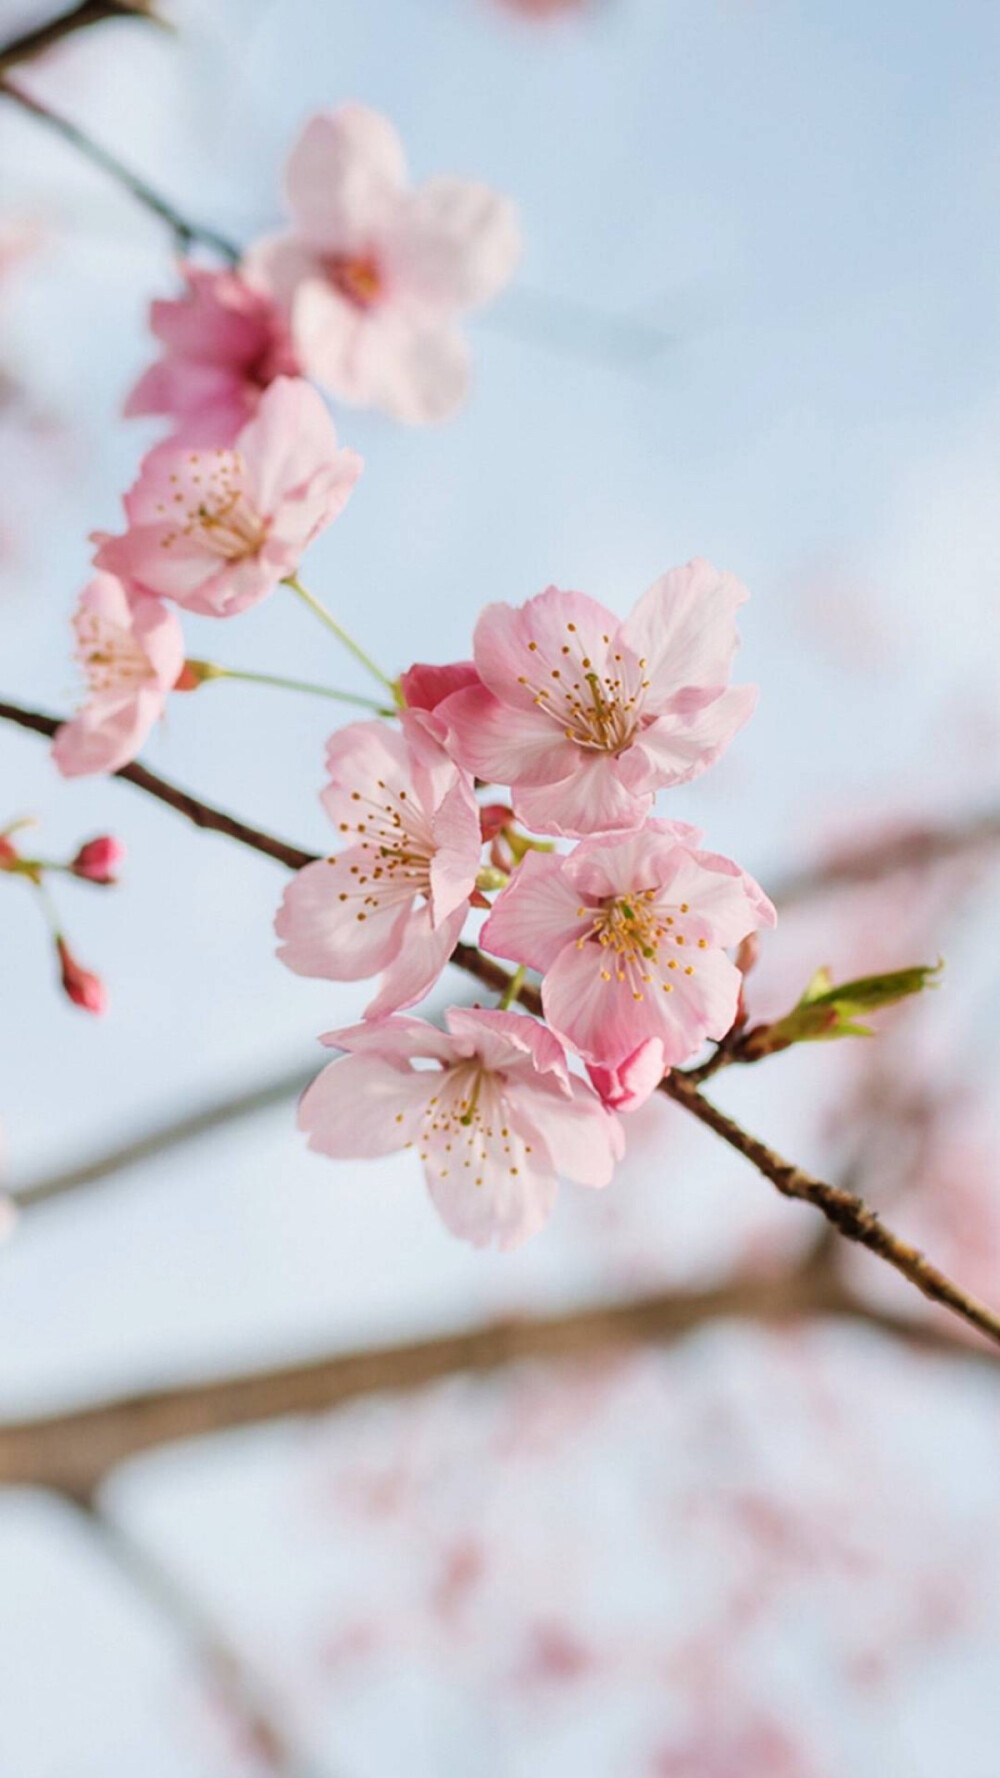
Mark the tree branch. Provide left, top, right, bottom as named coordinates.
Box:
left=0, top=0, right=156, bottom=73
left=3, top=694, right=999, bottom=1351
left=78, top=1499, right=332, bottom=1778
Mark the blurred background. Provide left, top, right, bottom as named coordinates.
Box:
left=1, top=0, right=999, bottom=1771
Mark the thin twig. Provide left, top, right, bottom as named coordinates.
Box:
left=78, top=1499, right=331, bottom=1778
left=769, top=810, right=1000, bottom=909
left=12, top=1062, right=316, bottom=1208
left=660, top=1072, right=1000, bottom=1347
left=3, top=695, right=999, bottom=1350
left=0, top=0, right=157, bottom=74
left=0, top=79, right=241, bottom=262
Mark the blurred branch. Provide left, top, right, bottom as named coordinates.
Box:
left=769, top=809, right=1000, bottom=909
left=2, top=695, right=999, bottom=1348
left=0, top=0, right=157, bottom=73
left=78, top=1499, right=333, bottom=1778
left=0, top=79, right=242, bottom=262
left=3, top=1255, right=972, bottom=1499
left=12, top=1062, right=315, bottom=1208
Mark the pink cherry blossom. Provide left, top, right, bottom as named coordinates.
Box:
left=69, top=835, right=125, bottom=884
left=124, top=264, right=299, bottom=445
left=480, top=821, right=775, bottom=1069
left=56, top=937, right=106, bottom=1015
left=298, top=1007, right=623, bottom=1249
left=95, top=377, right=362, bottom=618
left=245, top=104, right=521, bottom=424
left=52, top=573, right=184, bottom=778
left=586, top=1037, right=667, bottom=1112
left=439, top=561, right=757, bottom=837
left=399, top=659, right=481, bottom=713
left=275, top=715, right=482, bottom=1019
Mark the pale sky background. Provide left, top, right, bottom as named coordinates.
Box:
left=1, top=0, right=999, bottom=1771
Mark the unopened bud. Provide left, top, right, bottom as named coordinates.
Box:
left=70, top=836, right=125, bottom=885
left=175, top=658, right=223, bottom=692
left=56, top=937, right=107, bottom=1015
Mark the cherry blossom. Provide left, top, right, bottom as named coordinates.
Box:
left=52, top=573, right=184, bottom=778
left=56, top=937, right=106, bottom=1014
left=297, top=1007, right=623, bottom=1248
left=69, top=836, right=125, bottom=884
left=275, top=715, right=482, bottom=1019
left=480, top=821, right=775, bottom=1069
left=124, top=264, right=299, bottom=444
left=399, top=658, right=481, bottom=713
left=95, top=377, right=362, bottom=618
left=245, top=104, right=521, bottom=424
left=439, top=560, right=757, bottom=837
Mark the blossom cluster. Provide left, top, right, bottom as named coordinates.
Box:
left=49, top=100, right=774, bottom=1250
left=277, top=560, right=774, bottom=1248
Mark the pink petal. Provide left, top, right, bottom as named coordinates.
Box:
left=364, top=902, right=466, bottom=1019
left=400, top=659, right=480, bottom=712
left=275, top=855, right=412, bottom=981
left=425, top=1137, right=558, bottom=1251
left=239, top=375, right=361, bottom=516
left=587, top=1039, right=667, bottom=1113
left=622, top=558, right=749, bottom=704
left=428, top=774, right=481, bottom=923
left=440, top=683, right=577, bottom=789
left=321, top=720, right=415, bottom=832
left=480, top=850, right=587, bottom=974
left=633, top=683, right=758, bottom=787
left=366, top=315, right=470, bottom=425
left=320, top=1017, right=459, bottom=1065
left=53, top=686, right=162, bottom=778
left=283, top=106, right=408, bottom=251
left=511, top=1073, right=623, bottom=1186
left=513, top=750, right=653, bottom=839
left=444, top=1006, right=571, bottom=1081
left=299, top=1053, right=433, bottom=1159
left=389, top=176, right=521, bottom=310
left=473, top=587, right=625, bottom=714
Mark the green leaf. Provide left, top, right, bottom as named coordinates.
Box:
left=744, top=960, right=943, bottom=1056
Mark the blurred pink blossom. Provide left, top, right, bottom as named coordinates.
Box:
left=245, top=104, right=521, bottom=424
left=53, top=573, right=184, bottom=777
left=124, top=263, right=299, bottom=444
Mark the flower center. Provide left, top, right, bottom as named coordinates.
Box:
left=408, top=1063, right=530, bottom=1190
left=159, top=453, right=269, bottom=562
left=326, top=251, right=384, bottom=311
left=577, top=893, right=704, bottom=1000
left=516, top=621, right=651, bottom=753
left=335, top=777, right=436, bottom=916
left=74, top=610, right=151, bottom=694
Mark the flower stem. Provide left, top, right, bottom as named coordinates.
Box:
left=282, top=576, right=398, bottom=697
left=499, top=965, right=527, bottom=1011
left=186, top=659, right=393, bottom=716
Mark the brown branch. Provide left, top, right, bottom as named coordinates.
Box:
left=769, top=810, right=1000, bottom=909
left=0, top=1262, right=882, bottom=1500
left=0, top=701, right=314, bottom=870
left=12, top=1062, right=316, bottom=1208
left=0, top=0, right=156, bottom=73
left=660, top=1072, right=1000, bottom=1348
left=4, top=694, right=1000, bottom=1352
left=79, top=1500, right=331, bottom=1778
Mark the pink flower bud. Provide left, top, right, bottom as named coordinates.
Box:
left=0, top=836, right=18, bottom=870
left=70, top=836, right=125, bottom=885
left=479, top=802, right=514, bottom=844
left=56, top=938, right=107, bottom=1015
left=587, top=1040, right=667, bottom=1113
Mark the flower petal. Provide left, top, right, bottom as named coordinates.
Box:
left=365, top=902, right=466, bottom=1019
left=480, top=850, right=588, bottom=974
left=283, top=105, right=407, bottom=250
left=298, top=1053, right=433, bottom=1158
left=275, top=854, right=412, bottom=981
left=633, top=684, right=758, bottom=787
left=622, top=558, right=749, bottom=703
left=389, top=177, right=521, bottom=309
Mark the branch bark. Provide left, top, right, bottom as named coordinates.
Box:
left=0, top=1262, right=895, bottom=1499
left=3, top=694, right=1000, bottom=1350
left=0, top=0, right=156, bottom=73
